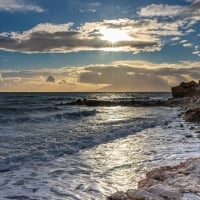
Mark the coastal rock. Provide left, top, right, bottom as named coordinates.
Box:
left=56, top=98, right=169, bottom=107
left=127, top=189, right=159, bottom=200
left=182, top=95, right=200, bottom=122
left=171, top=81, right=200, bottom=121
left=108, top=158, right=200, bottom=200
left=171, top=80, right=200, bottom=98
left=185, top=108, right=200, bottom=122
left=108, top=191, right=130, bottom=200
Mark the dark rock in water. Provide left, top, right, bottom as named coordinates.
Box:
left=4, top=196, right=31, bottom=200
left=171, top=80, right=200, bottom=98
left=56, top=99, right=169, bottom=107
left=185, top=108, right=200, bottom=122
left=32, top=188, right=38, bottom=193
left=185, top=134, right=193, bottom=138
left=14, top=180, right=25, bottom=186
left=0, top=164, right=11, bottom=173
left=180, top=123, right=183, bottom=128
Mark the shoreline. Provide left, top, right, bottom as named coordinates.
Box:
left=109, top=157, right=200, bottom=200
left=108, top=93, right=200, bottom=200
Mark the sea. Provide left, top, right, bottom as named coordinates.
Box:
left=0, top=92, right=199, bottom=200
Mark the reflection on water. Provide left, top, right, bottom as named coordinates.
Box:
left=1, top=116, right=199, bottom=200
left=79, top=119, right=200, bottom=197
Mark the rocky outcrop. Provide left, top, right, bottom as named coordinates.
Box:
left=185, top=108, right=200, bottom=122
left=181, top=92, right=200, bottom=122
left=171, top=80, right=200, bottom=98
left=108, top=158, right=200, bottom=200
left=171, top=80, right=200, bottom=122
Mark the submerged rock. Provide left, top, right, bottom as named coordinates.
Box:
left=108, top=158, right=200, bottom=200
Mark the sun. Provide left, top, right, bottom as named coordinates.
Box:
left=100, top=28, right=132, bottom=43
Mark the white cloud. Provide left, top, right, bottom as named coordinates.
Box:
left=180, top=40, right=188, bottom=43
left=183, top=43, right=193, bottom=47
left=137, top=0, right=200, bottom=38
left=88, top=2, right=101, bottom=7
left=79, top=9, right=96, bottom=13
left=138, top=4, right=185, bottom=17
left=0, top=18, right=186, bottom=54
left=192, top=51, right=200, bottom=54
left=0, top=0, right=44, bottom=13
left=138, top=1, right=200, bottom=20
left=171, top=37, right=180, bottom=41
left=185, top=28, right=195, bottom=33
left=195, top=45, right=199, bottom=50
left=1, top=60, right=200, bottom=92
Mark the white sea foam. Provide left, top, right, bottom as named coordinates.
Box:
left=0, top=93, right=199, bottom=200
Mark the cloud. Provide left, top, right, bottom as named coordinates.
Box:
left=138, top=1, right=200, bottom=20
left=183, top=43, right=193, bottom=47
left=0, top=0, right=44, bottom=13
left=88, top=2, right=101, bottom=7
left=138, top=4, right=185, bottom=18
left=180, top=40, right=188, bottom=43
left=0, top=60, right=200, bottom=92
left=46, top=75, right=55, bottom=83
left=185, top=29, right=195, bottom=33
left=79, top=66, right=169, bottom=92
left=79, top=2, right=101, bottom=13
left=79, top=8, right=96, bottom=13
left=136, top=1, right=200, bottom=56
left=79, top=60, right=200, bottom=91
left=0, top=18, right=187, bottom=54
left=171, top=37, right=180, bottom=41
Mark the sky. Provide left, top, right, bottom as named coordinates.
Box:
left=0, top=0, right=200, bottom=92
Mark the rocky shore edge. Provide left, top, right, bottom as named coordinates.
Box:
left=171, top=80, right=200, bottom=122
left=108, top=158, right=200, bottom=200
left=108, top=80, right=200, bottom=200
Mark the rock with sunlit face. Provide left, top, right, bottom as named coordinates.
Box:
left=108, top=158, right=200, bottom=200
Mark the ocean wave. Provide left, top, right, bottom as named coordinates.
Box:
left=0, top=109, right=179, bottom=174
left=0, top=115, right=173, bottom=169
left=0, top=106, right=61, bottom=114
left=0, top=109, right=97, bottom=124
left=54, top=109, right=97, bottom=120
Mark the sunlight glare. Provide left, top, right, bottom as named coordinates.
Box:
left=100, top=28, right=132, bottom=43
